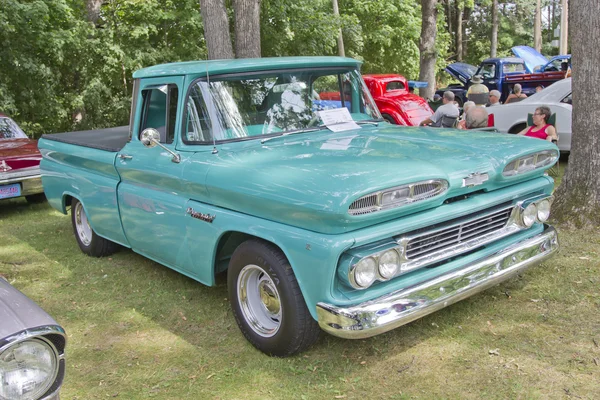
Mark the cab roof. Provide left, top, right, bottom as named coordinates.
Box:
left=133, top=56, right=362, bottom=79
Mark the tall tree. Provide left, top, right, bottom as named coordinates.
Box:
left=418, top=0, right=438, bottom=100
left=233, top=0, right=262, bottom=58
left=199, top=0, right=235, bottom=59
left=455, top=0, right=463, bottom=61
left=86, top=0, right=103, bottom=24
left=553, top=0, right=600, bottom=226
left=490, top=0, right=498, bottom=57
left=534, top=0, right=541, bottom=52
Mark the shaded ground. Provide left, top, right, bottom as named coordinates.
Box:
left=1, top=171, right=598, bottom=399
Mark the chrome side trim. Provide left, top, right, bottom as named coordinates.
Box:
left=318, top=225, right=558, bottom=339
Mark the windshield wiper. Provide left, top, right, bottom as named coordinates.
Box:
left=355, top=119, right=384, bottom=126
left=260, top=119, right=384, bottom=144
left=260, top=126, right=327, bottom=144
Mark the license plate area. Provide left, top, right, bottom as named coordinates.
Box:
left=0, top=183, right=21, bottom=199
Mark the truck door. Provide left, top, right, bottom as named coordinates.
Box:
left=115, top=76, right=190, bottom=267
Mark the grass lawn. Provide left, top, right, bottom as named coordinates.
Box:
left=1, top=168, right=598, bottom=399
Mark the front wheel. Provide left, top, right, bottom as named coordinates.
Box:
left=228, top=239, right=320, bottom=357
left=71, top=198, right=117, bottom=257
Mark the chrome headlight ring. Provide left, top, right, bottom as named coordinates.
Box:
left=503, top=150, right=559, bottom=177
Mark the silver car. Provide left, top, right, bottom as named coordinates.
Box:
left=490, top=78, right=572, bottom=152
left=0, top=277, right=66, bottom=400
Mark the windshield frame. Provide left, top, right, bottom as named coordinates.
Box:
left=181, top=67, right=381, bottom=145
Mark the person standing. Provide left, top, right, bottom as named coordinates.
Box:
left=419, top=91, right=459, bottom=127
left=466, top=75, right=489, bottom=106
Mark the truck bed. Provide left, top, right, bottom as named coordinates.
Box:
left=41, top=126, right=129, bottom=152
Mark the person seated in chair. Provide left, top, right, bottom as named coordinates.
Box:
left=487, top=90, right=501, bottom=107
left=505, top=84, right=527, bottom=104
left=457, top=101, right=475, bottom=129
left=518, top=106, right=558, bottom=142
left=464, top=106, right=489, bottom=129
left=419, top=91, right=459, bottom=127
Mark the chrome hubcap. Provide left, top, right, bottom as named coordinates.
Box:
left=237, top=265, right=282, bottom=337
left=74, top=202, right=92, bottom=246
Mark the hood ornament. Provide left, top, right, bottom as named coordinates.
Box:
left=0, top=160, right=12, bottom=172
left=462, top=172, right=489, bottom=188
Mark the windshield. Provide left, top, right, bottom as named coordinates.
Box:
left=184, top=68, right=381, bottom=143
left=0, top=118, right=27, bottom=139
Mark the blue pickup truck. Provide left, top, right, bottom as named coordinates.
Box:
left=438, top=53, right=565, bottom=105
left=38, top=57, right=560, bottom=356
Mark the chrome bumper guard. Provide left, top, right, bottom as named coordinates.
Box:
left=0, top=166, right=43, bottom=196
left=317, top=225, right=559, bottom=339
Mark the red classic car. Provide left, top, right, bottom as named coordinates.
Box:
left=363, top=74, right=433, bottom=126
left=0, top=114, right=45, bottom=202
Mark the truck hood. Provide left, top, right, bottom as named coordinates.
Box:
left=203, top=126, right=557, bottom=234
left=512, top=46, right=548, bottom=73
left=445, top=62, right=478, bottom=84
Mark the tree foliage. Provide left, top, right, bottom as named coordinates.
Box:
left=1, top=0, right=545, bottom=137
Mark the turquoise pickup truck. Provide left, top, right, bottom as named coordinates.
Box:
left=39, top=57, right=560, bottom=357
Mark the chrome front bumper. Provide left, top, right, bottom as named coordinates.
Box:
left=0, top=166, right=43, bottom=196
left=317, top=225, right=559, bottom=339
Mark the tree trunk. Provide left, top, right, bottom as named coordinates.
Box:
left=86, top=0, right=103, bottom=25
left=456, top=1, right=463, bottom=61
left=233, top=0, right=262, bottom=58
left=419, top=0, right=438, bottom=100
left=199, top=0, right=235, bottom=60
left=491, top=0, right=498, bottom=57
left=332, top=0, right=345, bottom=57
left=534, top=0, right=542, bottom=52
left=548, top=0, right=554, bottom=42
left=462, top=5, right=471, bottom=60
left=553, top=0, right=600, bottom=227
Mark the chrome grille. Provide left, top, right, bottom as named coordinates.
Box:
left=349, top=194, right=378, bottom=215
left=405, top=206, right=513, bottom=260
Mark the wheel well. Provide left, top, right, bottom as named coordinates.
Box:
left=214, top=232, right=284, bottom=275
left=382, top=114, right=396, bottom=124
left=63, top=195, right=74, bottom=212
left=508, top=123, right=527, bottom=134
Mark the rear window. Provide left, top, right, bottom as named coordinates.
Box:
left=503, top=63, right=526, bottom=74
left=0, top=118, right=27, bottom=139
left=386, top=81, right=405, bottom=91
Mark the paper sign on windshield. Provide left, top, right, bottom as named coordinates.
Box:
left=318, top=108, right=361, bottom=132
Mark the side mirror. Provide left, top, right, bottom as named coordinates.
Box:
left=140, top=128, right=161, bottom=148
left=139, top=128, right=181, bottom=163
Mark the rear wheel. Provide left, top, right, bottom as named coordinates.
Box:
left=228, top=239, right=320, bottom=357
left=382, top=114, right=396, bottom=124
left=71, top=198, right=117, bottom=257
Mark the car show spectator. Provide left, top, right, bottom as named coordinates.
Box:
left=466, top=75, right=489, bottom=106
left=457, top=101, right=475, bottom=129
left=505, top=83, right=527, bottom=104
left=535, top=85, right=545, bottom=93
left=465, top=106, right=489, bottom=129
left=419, top=91, right=459, bottom=128
left=487, top=90, right=501, bottom=106
left=518, top=106, right=558, bottom=142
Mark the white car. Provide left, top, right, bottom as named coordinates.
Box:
left=490, top=78, right=572, bottom=152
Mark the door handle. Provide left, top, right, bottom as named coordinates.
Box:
left=119, top=154, right=133, bottom=160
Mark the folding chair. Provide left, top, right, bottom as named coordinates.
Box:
left=527, top=112, right=559, bottom=177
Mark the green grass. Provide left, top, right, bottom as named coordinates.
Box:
left=1, top=179, right=599, bottom=399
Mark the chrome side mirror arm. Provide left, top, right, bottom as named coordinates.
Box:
left=140, top=128, right=181, bottom=163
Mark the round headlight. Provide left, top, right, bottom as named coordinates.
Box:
left=522, top=203, right=538, bottom=227
left=353, top=257, right=377, bottom=288
left=536, top=199, right=551, bottom=222
left=0, top=338, right=58, bottom=400
left=378, top=250, right=400, bottom=279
